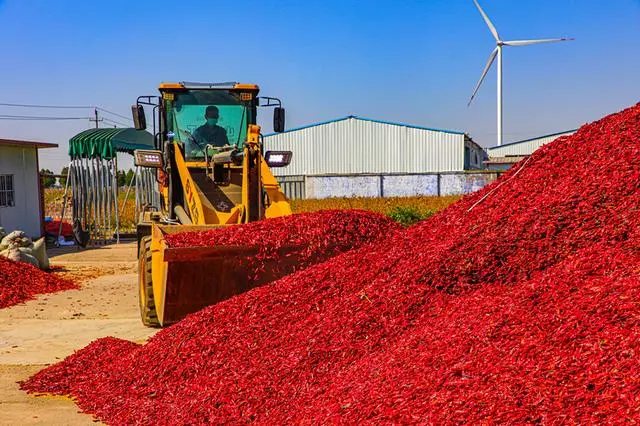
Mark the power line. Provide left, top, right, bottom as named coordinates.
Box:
left=0, top=102, right=133, bottom=123
left=0, top=114, right=91, bottom=120
left=0, top=118, right=89, bottom=120
left=102, top=117, right=130, bottom=127
left=96, top=107, right=132, bottom=122
left=0, top=102, right=93, bottom=109
left=102, top=118, right=120, bottom=126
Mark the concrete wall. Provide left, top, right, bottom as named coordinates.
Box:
left=290, top=172, right=499, bottom=199
left=381, top=175, right=439, bottom=197
left=0, top=146, right=42, bottom=238
left=439, top=173, right=496, bottom=196
left=306, top=176, right=381, bottom=199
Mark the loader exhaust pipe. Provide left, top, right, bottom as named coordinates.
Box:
left=212, top=149, right=243, bottom=165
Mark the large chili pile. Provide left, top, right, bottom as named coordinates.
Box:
left=0, top=256, right=77, bottom=309
left=165, top=209, right=401, bottom=283
left=23, top=104, right=640, bottom=423
left=164, top=209, right=399, bottom=250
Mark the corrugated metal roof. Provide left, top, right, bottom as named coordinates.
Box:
left=265, top=116, right=479, bottom=176
left=493, top=129, right=578, bottom=149
left=486, top=129, right=577, bottom=157
left=265, top=115, right=465, bottom=137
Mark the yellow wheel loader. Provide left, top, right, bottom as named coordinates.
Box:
left=132, top=82, right=293, bottom=327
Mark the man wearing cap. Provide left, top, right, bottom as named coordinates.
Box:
left=190, top=106, right=229, bottom=153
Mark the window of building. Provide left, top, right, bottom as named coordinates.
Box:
left=0, top=174, right=15, bottom=207
left=464, top=146, right=471, bottom=169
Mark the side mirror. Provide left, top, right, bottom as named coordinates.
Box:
left=132, top=105, right=147, bottom=130
left=273, top=107, right=285, bottom=133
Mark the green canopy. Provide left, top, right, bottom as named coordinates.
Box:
left=68, top=128, right=154, bottom=160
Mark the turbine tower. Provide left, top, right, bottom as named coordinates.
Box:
left=468, top=0, right=573, bottom=146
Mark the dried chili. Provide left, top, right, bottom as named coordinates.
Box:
left=21, top=104, right=640, bottom=424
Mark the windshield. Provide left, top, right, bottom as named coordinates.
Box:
left=167, top=90, right=250, bottom=160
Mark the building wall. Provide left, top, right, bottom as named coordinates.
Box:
left=280, top=172, right=499, bottom=200
left=0, top=146, right=42, bottom=238
left=265, top=117, right=466, bottom=176
left=464, top=138, right=486, bottom=169
left=486, top=130, right=576, bottom=157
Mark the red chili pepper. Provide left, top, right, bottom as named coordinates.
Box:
left=20, top=103, right=640, bottom=424
left=165, top=209, right=402, bottom=283
left=0, top=257, right=77, bottom=309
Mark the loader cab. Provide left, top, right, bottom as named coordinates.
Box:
left=160, top=84, right=259, bottom=161
left=132, top=82, right=289, bottom=227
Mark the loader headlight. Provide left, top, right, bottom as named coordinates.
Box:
left=134, top=149, right=164, bottom=168
left=264, top=150, right=292, bottom=168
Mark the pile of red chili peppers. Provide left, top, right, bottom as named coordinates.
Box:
left=165, top=209, right=401, bottom=282
left=0, top=256, right=77, bottom=309
left=22, top=104, right=640, bottom=423
left=164, top=209, right=399, bottom=250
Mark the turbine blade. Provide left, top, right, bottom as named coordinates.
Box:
left=473, top=0, right=500, bottom=41
left=468, top=47, right=499, bottom=107
left=503, top=38, right=574, bottom=46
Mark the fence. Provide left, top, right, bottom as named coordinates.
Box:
left=276, top=175, right=306, bottom=200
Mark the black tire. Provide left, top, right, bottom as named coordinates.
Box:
left=139, top=236, right=160, bottom=327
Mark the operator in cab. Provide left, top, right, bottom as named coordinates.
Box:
left=190, top=106, right=229, bottom=153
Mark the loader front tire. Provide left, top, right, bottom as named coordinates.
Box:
left=139, top=236, right=160, bottom=327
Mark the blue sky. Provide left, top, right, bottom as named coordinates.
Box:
left=1, top=0, right=639, bottom=171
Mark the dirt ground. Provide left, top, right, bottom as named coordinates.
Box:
left=0, top=242, right=157, bottom=425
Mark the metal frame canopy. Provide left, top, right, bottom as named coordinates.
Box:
left=58, top=127, right=158, bottom=247
left=68, top=128, right=154, bottom=160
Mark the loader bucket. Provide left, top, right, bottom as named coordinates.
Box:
left=149, top=224, right=302, bottom=326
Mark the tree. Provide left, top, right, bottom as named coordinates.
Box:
left=125, top=169, right=135, bottom=186
left=60, top=166, right=69, bottom=186
left=40, top=169, right=55, bottom=188
left=117, top=170, right=126, bottom=187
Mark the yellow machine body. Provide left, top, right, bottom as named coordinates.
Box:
left=136, top=82, right=293, bottom=327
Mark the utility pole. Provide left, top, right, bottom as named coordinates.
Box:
left=89, top=108, right=103, bottom=128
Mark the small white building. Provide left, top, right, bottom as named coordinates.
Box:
left=485, top=129, right=577, bottom=171
left=265, top=116, right=491, bottom=199
left=0, top=139, right=58, bottom=237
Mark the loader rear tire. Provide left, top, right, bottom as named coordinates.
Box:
left=139, top=236, right=160, bottom=327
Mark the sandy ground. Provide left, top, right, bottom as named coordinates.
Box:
left=0, top=242, right=157, bottom=425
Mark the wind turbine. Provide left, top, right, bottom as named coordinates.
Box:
left=468, top=0, right=573, bottom=146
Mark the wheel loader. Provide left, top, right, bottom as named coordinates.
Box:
left=131, top=82, right=293, bottom=327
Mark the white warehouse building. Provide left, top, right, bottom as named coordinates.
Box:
left=485, top=129, right=577, bottom=171
left=265, top=116, right=493, bottom=199
left=0, top=139, right=58, bottom=238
